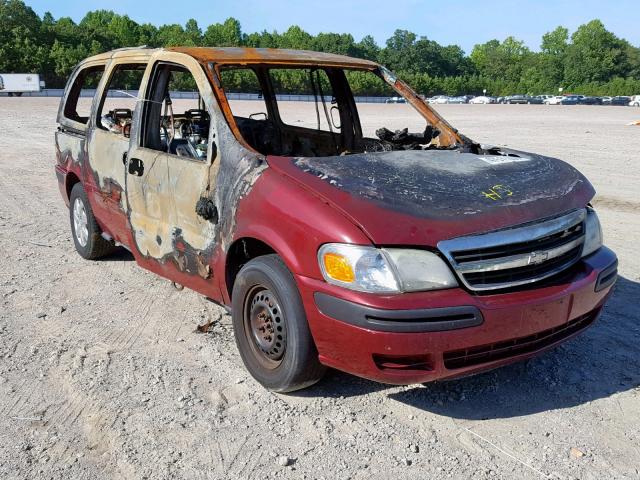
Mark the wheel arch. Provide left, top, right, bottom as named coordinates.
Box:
left=225, top=236, right=281, bottom=301
left=65, top=171, right=81, bottom=204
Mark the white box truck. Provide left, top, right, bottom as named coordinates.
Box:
left=0, top=73, right=42, bottom=96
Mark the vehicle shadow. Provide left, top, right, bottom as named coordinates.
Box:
left=102, top=247, right=135, bottom=262
left=301, top=276, right=640, bottom=419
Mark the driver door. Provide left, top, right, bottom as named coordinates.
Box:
left=125, top=53, right=218, bottom=280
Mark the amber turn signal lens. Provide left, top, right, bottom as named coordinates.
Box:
left=322, top=253, right=355, bottom=283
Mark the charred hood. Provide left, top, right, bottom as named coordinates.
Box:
left=268, top=148, right=595, bottom=246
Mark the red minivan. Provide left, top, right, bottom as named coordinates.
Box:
left=55, top=47, right=618, bottom=391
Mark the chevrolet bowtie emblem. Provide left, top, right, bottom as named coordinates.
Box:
left=527, top=251, right=549, bottom=265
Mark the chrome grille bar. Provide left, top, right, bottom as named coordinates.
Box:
left=438, top=209, right=586, bottom=292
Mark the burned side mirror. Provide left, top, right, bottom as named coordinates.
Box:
left=195, top=197, right=218, bottom=224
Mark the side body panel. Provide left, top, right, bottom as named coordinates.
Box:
left=86, top=55, right=150, bottom=245
left=55, top=60, right=106, bottom=208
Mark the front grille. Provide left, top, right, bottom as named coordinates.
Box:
left=443, top=308, right=599, bottom=370
left=438, top=210, right=586, bottom=292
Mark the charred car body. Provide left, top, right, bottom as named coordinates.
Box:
left=55, top=47, right=618, bottom=392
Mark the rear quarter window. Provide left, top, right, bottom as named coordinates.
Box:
left=62, top=65, right=105, bottom=126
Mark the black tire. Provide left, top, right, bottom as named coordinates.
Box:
left=232, top=254, right=326, bottom=392
left=69, top=183, right=115, bottom=259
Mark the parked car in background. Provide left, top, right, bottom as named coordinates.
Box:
left=430, top=95, right=449, bottom=104
left=504, top=94, right=530, bottom=104
left=446, top=96, right=468, bottom=104
left=544, top=96, right=562, bottom=105
left=601, top=96, right=613, bottom=105
left=385, top=96, right=407, bottom=104
left=528, top=96, right=545, bottom=104
left=469, top=95, right=494, bottom=104
left=627, top=95, right=640, bottom=106
left=611, top=96, right=631, bottom=106
left=578, top=96, right=603, bottom=105
left=559, top=95, right=580, bottom=105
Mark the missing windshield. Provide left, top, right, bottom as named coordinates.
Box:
left=217, top=64, right=449, bottom=157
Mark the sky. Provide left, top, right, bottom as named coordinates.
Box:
left=26, top=0, right=639, bottom=53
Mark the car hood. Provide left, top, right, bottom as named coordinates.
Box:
left=267, top=148, right=595, bottom=246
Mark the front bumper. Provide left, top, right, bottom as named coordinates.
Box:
left=297, top=247, right=617, bottom=385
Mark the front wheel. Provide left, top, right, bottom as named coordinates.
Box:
left=232, top=255, right=326, bottom=392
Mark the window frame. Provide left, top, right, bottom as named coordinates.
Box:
left=138, top=60, right=214, bottom=165
left=217, top=65, right=273, bottom=123
left=267, top=66, right=344, bottom=134
left=94, top=61, right=147, bottom=134
left=58, top=61, right=107, bottom=132
left=212, top=63, right=358, bottom=153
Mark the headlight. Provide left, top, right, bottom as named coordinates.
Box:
left=582, top=207, right=603, bottom=257
left=318, top=243, right=458, bottom=293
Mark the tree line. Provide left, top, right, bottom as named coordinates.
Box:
left=1, top=0, right=639, bottom=96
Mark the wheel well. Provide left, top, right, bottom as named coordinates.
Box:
left=225, top=238, right=276, bottom=299
left=65, top=172, right=81, bottom=203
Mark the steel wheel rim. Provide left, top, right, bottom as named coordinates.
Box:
left=73, top=198, right=89, bottom=247
left=244, top=286, right=287, bottom=369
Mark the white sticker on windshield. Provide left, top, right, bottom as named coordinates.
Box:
left=477, top=155, right=530, bottom=165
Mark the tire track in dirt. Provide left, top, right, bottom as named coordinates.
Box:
left=593, top=195, right=640, bottom=214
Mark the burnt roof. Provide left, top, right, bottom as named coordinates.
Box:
left=167, top=47, right=378, bottom=67
left=80, top=46, right=379, bottom=69
left=167, top=47, right=377, bottom=68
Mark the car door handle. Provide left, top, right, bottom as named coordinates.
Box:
left=128, top=157, right=144, bottom=176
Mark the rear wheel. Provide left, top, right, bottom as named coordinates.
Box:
left=232, top=254, right=326, bottom=392
left=69, top=183, right=115, bottom=259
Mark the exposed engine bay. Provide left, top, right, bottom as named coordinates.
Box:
left=364, top=126, right=442, bottom=152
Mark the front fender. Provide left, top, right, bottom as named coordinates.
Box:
left=228, top=167, right=370, bottom=283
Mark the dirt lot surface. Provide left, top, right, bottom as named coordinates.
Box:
left=1, top=98, right=639, bottom=479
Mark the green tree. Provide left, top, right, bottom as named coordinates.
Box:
left=184, top=19, right=202, bottom=46
left=203, top=17, right=242, bottom=46
left=313, top=32, right=356, bottom=56
left=564, top=20, right=630, bottom=85
left=470, top=37, right=532, bottom=84
left=276, top=25, right=313, bottom=50
left=0, top=0, right=47, bottom=72
left=354, top=35, right=379, bottom=61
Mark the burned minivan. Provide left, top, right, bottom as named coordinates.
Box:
left=55, top=47, right=617, bottom=392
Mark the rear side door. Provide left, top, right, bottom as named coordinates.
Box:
left=55, top=61, right=105, bottom=203
left=86, top=60, right=147, bottom=244
left=124, top=52, right=219, bottom=280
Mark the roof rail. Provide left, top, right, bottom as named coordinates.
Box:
left=109, top=45, right=152, bottom=53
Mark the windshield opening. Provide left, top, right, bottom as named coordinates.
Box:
left=216, top=64, right=455, bottom=157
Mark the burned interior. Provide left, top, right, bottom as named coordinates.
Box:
left=140, top=63, right=211, bottom=160
left=216, top=65, right=453, bottom=157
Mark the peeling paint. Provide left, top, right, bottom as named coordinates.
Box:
left=293, top=147, right=593, bottom=219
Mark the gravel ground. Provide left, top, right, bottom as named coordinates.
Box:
left=0, top=98, right=639, bottom=480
